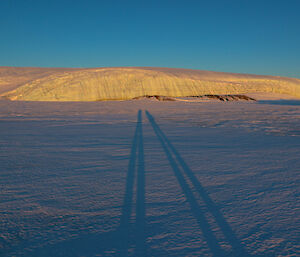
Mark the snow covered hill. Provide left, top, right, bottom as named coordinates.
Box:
left=1, top=67, right=300, bottom=101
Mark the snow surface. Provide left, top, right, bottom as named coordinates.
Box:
left=0, top=99, right=299, bottom=256
left=1, top=67, right=300, bottom=101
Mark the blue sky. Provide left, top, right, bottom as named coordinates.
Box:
left=1, top=0, right=300, bottom=78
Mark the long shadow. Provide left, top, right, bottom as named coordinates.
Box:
left=28, top=110, right=146, bottom=257
left=146, top=110, right=249, bottom=256
left=135, top=110, right=147, bottom=256
left=146, top=111, right=225, bottom=256
left=118, top=109, right=147, bottom=256
left=117, top=110, right=140, bottom=256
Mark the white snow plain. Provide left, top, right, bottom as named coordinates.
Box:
left=0, top=99, right=299, bottom=256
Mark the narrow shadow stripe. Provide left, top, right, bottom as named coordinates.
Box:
left=135, top=110, right=147, bottom=256
left=146, top=110, right=249, bottom=256
left=146, top=111, right=224, bottom=257
left=118, top=110, right=141, bottom=256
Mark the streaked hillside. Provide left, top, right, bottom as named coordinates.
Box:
left=1, top=67, right=300, bottom=101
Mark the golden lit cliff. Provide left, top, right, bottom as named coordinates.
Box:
left=1, top=67, right=300, bottom=101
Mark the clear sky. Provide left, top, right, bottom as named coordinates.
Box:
left=1, top=0, right=300, bottom=78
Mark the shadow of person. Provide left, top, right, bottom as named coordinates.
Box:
left=146, top=110, right=253, bottom=257
left=28, top=110, right=146, bottom=257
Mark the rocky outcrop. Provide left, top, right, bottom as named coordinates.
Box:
left=190, top=94, right=256, bottom=101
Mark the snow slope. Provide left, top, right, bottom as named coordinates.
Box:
left=1, top=67, right=300, bottom=101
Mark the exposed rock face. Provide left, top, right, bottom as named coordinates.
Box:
left=133, top=94, right=256, bottom=102
left=1, top=67, right=300, bottom=101
left=133, top=95, right=176, bottom=101
left=191, top=94, right=256, bottom=101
